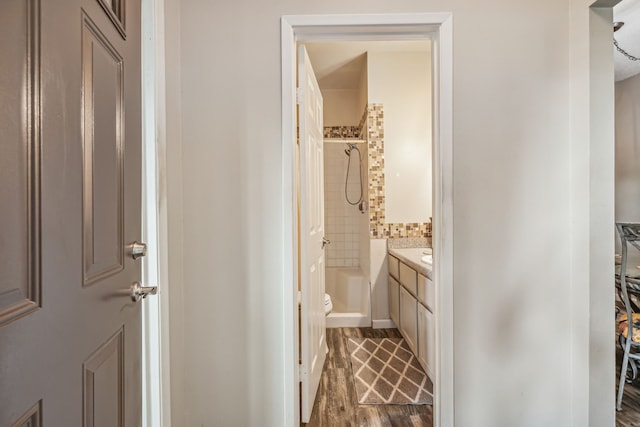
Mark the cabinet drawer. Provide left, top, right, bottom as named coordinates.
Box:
left=399, top=262, right=417, bottom=296
left=417, top=274, right=435, bottom=312
left=388, top=255, right=400, bottom=280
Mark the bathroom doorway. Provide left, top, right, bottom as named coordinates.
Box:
left=304, top=40, right=432, bottom=333
left=281, top=14, right=453, bottom=427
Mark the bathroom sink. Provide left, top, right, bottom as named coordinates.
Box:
left=421, top=255, right=433, bottom=265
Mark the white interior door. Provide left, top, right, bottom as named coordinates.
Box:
left=298, top=44, right=327, bottom=423
left=0, top=0, right=144, bottom=424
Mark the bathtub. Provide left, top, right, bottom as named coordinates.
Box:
left=324, top=267, right=371, bottom=328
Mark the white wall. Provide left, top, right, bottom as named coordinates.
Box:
left=369, top=239, right=389, bottom=322
left=162, top=0, right=185, bottom=423
left=368, top=50, right=432, bottom=224
left=163, top=0, right=615, bottom=426
left=570, top=3, right=617, bottom=426
left=615, top=73, right=640, bottom=223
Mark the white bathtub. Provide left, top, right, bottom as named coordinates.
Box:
left=324, top=267, right=371, bottom=328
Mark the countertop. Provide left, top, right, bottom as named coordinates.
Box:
left=388, top=247, right=433, bottom=279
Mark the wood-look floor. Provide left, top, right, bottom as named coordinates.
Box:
left=304, top=327, right=432, bottom=427
left=617, top=349, right=640, bottom=427
left=304, top=329, right=640, bottom=426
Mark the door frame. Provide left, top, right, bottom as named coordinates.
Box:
left=141, top=0, right=172, bottom=424
left=281, top=13, right=453, bottom=427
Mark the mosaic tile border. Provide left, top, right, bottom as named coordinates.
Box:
left=324, top=125, right=361, bottom=139
left=366, top=104, right=432, bottom=239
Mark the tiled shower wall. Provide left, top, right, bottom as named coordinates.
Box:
left=323, top=141, right=367, bottom=267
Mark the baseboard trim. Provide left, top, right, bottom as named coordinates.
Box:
left=372, top=319, right=396, bottom=329
left=326, top=313, right=371, bottom=328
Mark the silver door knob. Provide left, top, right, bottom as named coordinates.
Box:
left=130, top=281, right=157, bottom=302
left=322, top=238, right=331, bottom=249
left=129, top=241, right=147, bottom=260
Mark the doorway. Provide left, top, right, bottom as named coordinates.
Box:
left=281, top=13, right=453, bottom=426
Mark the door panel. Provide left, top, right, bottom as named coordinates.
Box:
left=0, top=0, right=143, bottom=424
left=83, top=328, right=124, bottom=427
left=299, top=44, right=327, bottom=423
left=0, top=0, right=41, bottom=327
left=81, top=12, right=125, bottom=285
left=11, top=401, right=42, bottom=427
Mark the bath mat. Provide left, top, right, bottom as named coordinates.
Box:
left=347, top=337, right=432, bottom=405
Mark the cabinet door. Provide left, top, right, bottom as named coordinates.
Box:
left=417, top=304, right=430, bottom=377
left=389, top=276, right=400, bottom=327
left=400, top=286, right=418, bottom=354
left=418, top=303, right=435, bottom=379
left=426, top=305, right=435, bottom=379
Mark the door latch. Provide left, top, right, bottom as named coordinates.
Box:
left=130, top=281, right=157, bottom=302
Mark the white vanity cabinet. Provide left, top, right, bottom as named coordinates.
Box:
left=388, top=249, right=435, bottom=380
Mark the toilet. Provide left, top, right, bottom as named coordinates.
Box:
left=324, top=293, right=333, bottom=315
left=298, top=292, right=333, bottom=316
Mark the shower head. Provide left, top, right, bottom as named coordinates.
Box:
left=344, top=143, right=356, bottom=156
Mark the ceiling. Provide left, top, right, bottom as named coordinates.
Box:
left=614, top=0, right=640, bottom=81
left=303, top=2, right=640, bottom=86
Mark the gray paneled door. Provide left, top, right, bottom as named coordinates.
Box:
left=0, top=0, right=143, bottom=425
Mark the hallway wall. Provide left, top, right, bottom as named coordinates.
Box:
left=615, top=73, right=640, bottom=224
left=163, top=0, right=615, bottom=426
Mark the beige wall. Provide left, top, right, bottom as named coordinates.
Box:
left=368, top=50, right=432, bottom=224
left=358, top=56, right=368, bottom=121
left=322, top=89, right=363, bottom=126
left=163, top=0, right=616, bottom=425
